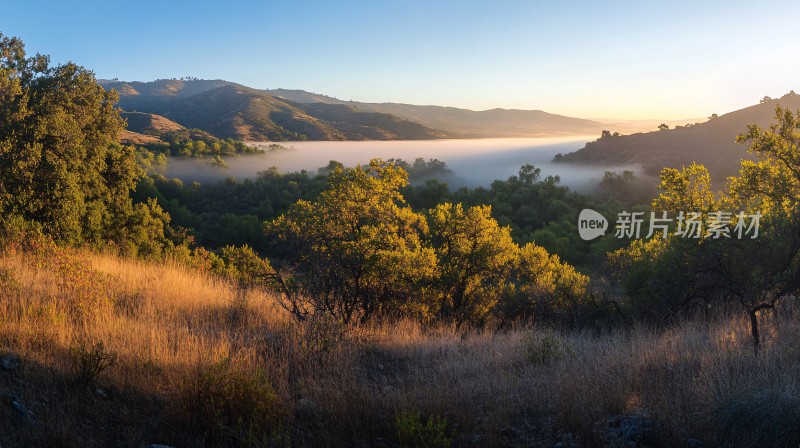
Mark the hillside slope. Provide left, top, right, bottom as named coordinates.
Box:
left=2, top=245, right=798, bottom=447
left=121, top=111, right=186, bottom=136
left=103, top=79, right=610, bottom=140
left=104, top=80, right=449, bottom=141
left=556, top=93, right=800, bottom=178
left=270, top=89, right=607, bottom=138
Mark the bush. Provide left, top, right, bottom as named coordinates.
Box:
left=395, top=411, right=453, bottom=448
left=175, top=359, right=290, bottom=447
left=300, top=314, right=347, bottom=361
left=0, top=266, right=18, bottom=293
left=522, top=329, right=574, bottom=365
left=71, top=340, right=117, bottom=386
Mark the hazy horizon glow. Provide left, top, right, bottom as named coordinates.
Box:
left=2, top=0, right=799, bottom=119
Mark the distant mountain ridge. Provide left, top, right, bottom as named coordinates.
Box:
left=267, top=89, right=607, bottom=138
left=102, top=79, right=449, bottom=141
left=101, top=79, right=608, bottom=141
left=555, top=93, right=800, bottom=179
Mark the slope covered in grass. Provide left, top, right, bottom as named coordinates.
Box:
left=1, top=245, right=799, bottom=447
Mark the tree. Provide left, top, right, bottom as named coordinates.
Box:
left=427, top=203, right=518, bottom=324
left=709, top=113, right=719, bottom=120
left=598, top=170, right=654, bottom=205
left=658, top=123, right=669, bottom=131
left=651, top=163, right=715, bottom=213
left=511, top=242, right=588, bottom=322
left=265, top=160, right=437, bottom=324
left=610, top=109, right=800, bottom=353
left=725, top=106, right=800, bottom=352
left=0, top=33, right=171, bottom=255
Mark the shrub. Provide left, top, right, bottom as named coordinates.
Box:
left=0, top=266, right=19, bottom=293
left=71, top=340, right=117, bottom=386
left=176, top=359, right=290, bottom=447
left=300, top=314, right=347, bottom=361
left=395, top=411, right=453, bottom=448
left=522, top=329, right=574, bottom=365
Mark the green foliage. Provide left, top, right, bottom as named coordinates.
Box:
left=134, top=168, right=330, bottom=252
left=218, top=244, right=275, bottom=286
left=137, top=127, right=262, bottom=159
left=177, top=359, right=289, bottom=447
left=395, top=411, right=453, bottom=448
left=0, top=33, right=173, bottom=257
left=511, top=242, right=589, bottom=321
left=262, top=161, right=589, bottom=326
left=610, top=108, right=800, bottom=347
left=266, top=159, right=437, bottom=323
left=605, top=237, right=691, bottom=319
left=428, top=202, right=517, bottom=324
left=522, top=329, right=574, bottom=365
left=652, top=162, right=716, bottom=213
left=597, top=170, right=656, bottom=206
left=388, top=157, right=453, bottom=182
left=0, top=266, right=19, bottom=296
left=408, top=164, right=620, bottom=265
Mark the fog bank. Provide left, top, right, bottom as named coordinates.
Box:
left=163, top=137, right=649, bottom=193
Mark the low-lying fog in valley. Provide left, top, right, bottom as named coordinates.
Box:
left=164, top=137, right=649, bottom=193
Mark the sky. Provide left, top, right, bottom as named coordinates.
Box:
left=2, top=0, right=799, bottom=119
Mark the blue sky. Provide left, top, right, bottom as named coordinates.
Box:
left=2, top=0, right=799, bottom=119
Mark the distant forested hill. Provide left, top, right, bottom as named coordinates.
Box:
left=555, top=92, right=800, bottom=179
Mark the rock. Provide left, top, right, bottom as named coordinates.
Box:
left=0, top=354, right=20, bottom=371
left=11, top=396, right=33, bottom=423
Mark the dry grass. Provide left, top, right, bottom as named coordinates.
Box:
left=1, top=247, right=799, bottom=447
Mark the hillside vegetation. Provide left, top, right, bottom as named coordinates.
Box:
left=5, top=32, right=800, bottom=448
left=2, top=243, right=799, bottom=447
left=556, top=93, right=800, bottom=179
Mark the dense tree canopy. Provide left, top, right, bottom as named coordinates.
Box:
left=0, top=33, right=171, bottom=256
left=428, top=202, right=517, bottom=324
left=264, top=160, right=589, bottom=325
left=609, top=106, right=800, bottom=351
left=266, top=160, right=437, bottom=324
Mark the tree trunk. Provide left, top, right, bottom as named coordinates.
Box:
left=749, top=308, right=760, bottom=355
